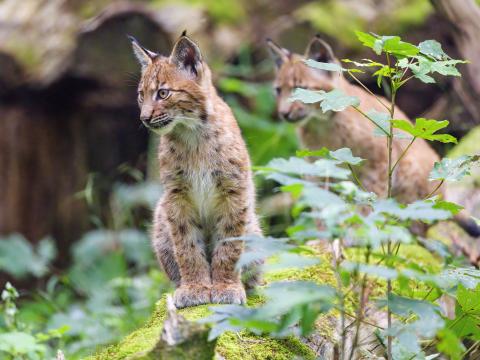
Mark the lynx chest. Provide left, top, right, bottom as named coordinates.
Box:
left=187, top=167, right=218, bottom=225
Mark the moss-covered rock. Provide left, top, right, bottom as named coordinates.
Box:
left=87, top=246, right=333, bottom=360
left=88, top=296, right=318, bottom=360
left=88, top=241, right=445, bottom=360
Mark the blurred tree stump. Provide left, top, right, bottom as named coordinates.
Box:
left=429, top=0, right=480, bottom=132
left=0, top=0, right=171, bottom=264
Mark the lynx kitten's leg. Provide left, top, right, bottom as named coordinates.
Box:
left=152, top=204, right=181, bottom=286
left=164, top=197, right=211, bottom=308
left=242, top=217, right=263, bottom=290
left=211, top=193, right=249, bottom=304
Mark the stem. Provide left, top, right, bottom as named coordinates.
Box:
left=390, top=137, right=416, bottom=175
left=347, top=71, right=390, bottom=112
left=352, top=106, right=390, bottom=136
left=407, top=313, right=468, bottom=360
left=424, top=179, right=444, bottom=199
left=385, top=52, right=396, bottom=360
left=348, top=248, right=371, bottom=360
left=332, top=240, right=346, bottom=360
left=348, top=164, right=367, bottom=191
left=462, top=340, right=480, bottom=358
left=342, top=310, right=385, bottom=330
left=393, top=241, right=402, bottom=256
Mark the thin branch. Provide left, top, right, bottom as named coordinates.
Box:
left=385, top=51, right=395, bottom=360
left=347, top=70, right=390, bottom=112
left=407, top=313, right=468, bottom=360
left=352, top=106, right=390, bottom=136
left=462, top=340, right=480, bottom=358
left=348, top=248, right=371, bottom=360
left=342, top=310, right=385, bottom=330
left=390, top=137, right=416, bottom=175
left=348, top=164, right=367, bottom=191
left=424, top=180, right=445, bottom=199
left=332, top=240, right=346, bottom=360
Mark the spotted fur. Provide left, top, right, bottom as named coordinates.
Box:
left=131, top=34, right=261, bottom=308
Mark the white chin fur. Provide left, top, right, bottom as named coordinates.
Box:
left=150, top=120, right=177, bottom=135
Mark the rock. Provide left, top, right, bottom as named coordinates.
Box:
left=88, top=243, right=442, bottom=359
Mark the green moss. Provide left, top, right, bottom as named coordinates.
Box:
left=376, top=0, right=432, bottom=35
left=216, top=331, right=315, bottom=360
left=264, top=245, right=335, bottom=286
left=90, top=241, right=444, bottom=359
left=5, top=41, right=42, bottom=71
left=87, top=298, right=168, bottom=359
left=88, top=252, right=330, bottom=360
left=294, top=2, right=365, bottom=48
left=397, top=244, right=442, bottom=272
left=448, top=126, right=480, bottom=158
left=152, top=0, right=246, bottom=25
left=294, top=0, right=432, bottom=48
left=344, top=242, right=444, bottom=300
left=89, top=292, right=317, bottom=360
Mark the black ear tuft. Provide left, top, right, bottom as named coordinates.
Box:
left=305, top=36, right=336, bottom=63
left=170, top=36, right=202, bottom=77
left=129, top=35, right=157, bottom=69
left=266, top=38, right=290, bottom=68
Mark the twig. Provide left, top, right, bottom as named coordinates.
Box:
left=331, top=240, right=346, bottom=360
left=390, top=137, right=416, bottom=174
left=347, top=70, right=390, bottom=112
left=348, top=164, right=367, bottom=191
left=385, top=52, right=396, bottom=360
left=342, top=310, right=385, bottom=330
left=424, top=180, right=444, bottom=199
left=348, top=248, right=371, bottom=360
left=462, top=340, right=480, bottom=358
left=407, top=313, right=468, bottom=360
left=352, top=106, right=390, bottom=136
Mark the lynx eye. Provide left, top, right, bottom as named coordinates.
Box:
left=138, top=90, right=144, bottom=103
left=157, top=88, right=170, bottom=100
left=274, top=87, right=281, bottom=96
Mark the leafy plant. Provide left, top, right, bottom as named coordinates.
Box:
left=205, top=33, right=480, bottom=360
left=0, top=282, right=69, bottom=360
left=0, top=235, right=56, bottom=279
left=0, top=179, right=171, bottom=359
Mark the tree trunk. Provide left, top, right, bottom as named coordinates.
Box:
left=429, top=0, right=480, bottom=132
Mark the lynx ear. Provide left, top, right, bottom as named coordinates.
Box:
left=128, top=35, right=157, bottom=69
left=170, top=35, right=202, bottom=78
left=266, top=38, right=290, bottom=68
left=305, top=35, right=336, bottom=63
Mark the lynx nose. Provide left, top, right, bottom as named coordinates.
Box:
left=280, top=111, right=292, bottom=121
left=281, top=111, right=301, bottom=122
left=140, top=114, right=150, bottom=122
left=140, top=107, right=153, bottom=123
left=281, top=107, right=307, bottom=122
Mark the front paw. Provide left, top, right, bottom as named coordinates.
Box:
left=211, top=283, right=246, bottom=305
left=173, top=285, right=211, bottom=308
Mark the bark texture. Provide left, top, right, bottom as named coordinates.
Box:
left=0, top=0, right=171, bottom=260
left=429, top=0, right=480, bottom=132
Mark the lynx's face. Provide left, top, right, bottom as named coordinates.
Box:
left=267, top=36, right=340, bottom=123
left=130, top=34, right=210, bottom=135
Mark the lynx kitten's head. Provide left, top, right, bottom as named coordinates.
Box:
left=267, top=35, right=341, bottom=123
left=130, top=33, right=212, bottom=135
